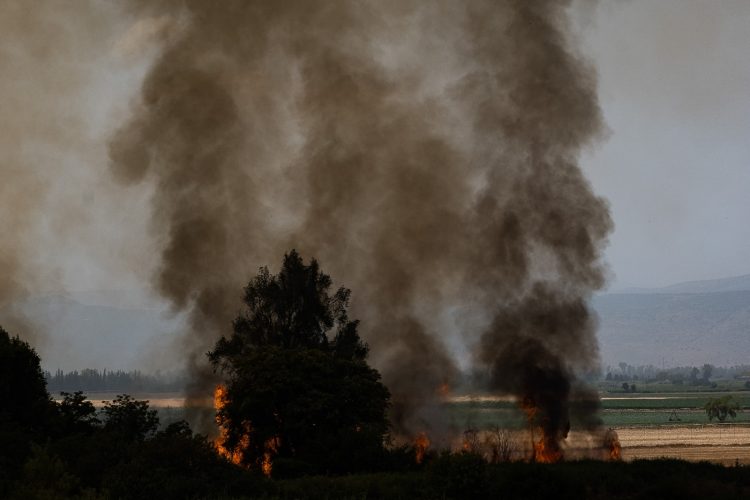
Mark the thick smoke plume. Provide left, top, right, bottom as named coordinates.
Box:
left=110, top=0, right=611, bottom=446
left=0, top=0, right=118, bottom=346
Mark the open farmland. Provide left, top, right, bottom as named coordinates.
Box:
left=448, top=392, right=750, bottom=465
left=69, top=390, right=750, bottom=465
left=619, top=425, right=750, bottom=465
left=447, top=391, right=750, bottom=428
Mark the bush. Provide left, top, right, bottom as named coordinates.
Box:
left=427, top=452, right=488, bottom=499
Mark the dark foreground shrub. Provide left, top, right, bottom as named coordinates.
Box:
left=269, top=458, right=750, bottom=500
left=101, top=430, right=267, bottom=500
left=427, top=451, right=488, bottom=499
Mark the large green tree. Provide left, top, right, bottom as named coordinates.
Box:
left=208, top=250, right=390, bottom=476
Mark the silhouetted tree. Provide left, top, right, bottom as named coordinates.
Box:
left=0, top=326, right=58, bottom=490
left=690, top=367, right=700, bottom=384
left=209, top=251, right=390, bottom=475
left=210, top=250, right=368, bottom=365
left=102, top=394, right=159, bottom=441
left=57, top=391, right=100, bottom=435
left=0, top=326, right=54, bottom=432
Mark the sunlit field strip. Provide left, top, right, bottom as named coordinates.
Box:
left=57, top=391, right=750, bottom=429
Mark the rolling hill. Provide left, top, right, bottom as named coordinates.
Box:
left=593, top=275, right=750, bottom=367
left=2, top=275, right=748, bottom=371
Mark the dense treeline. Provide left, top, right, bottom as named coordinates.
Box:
left=604, top=362, right=750, bottom=385
left=45, top=368, right=185, bottom=393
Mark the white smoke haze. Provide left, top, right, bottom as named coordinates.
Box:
left=0, top=1, right=162, bottom=354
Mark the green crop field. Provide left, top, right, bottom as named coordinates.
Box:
left=444, top=391, right=750, bottom=430
left=99, top=390, right=750, bottom=431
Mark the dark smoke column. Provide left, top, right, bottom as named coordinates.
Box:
left=107, top=2, right=462, bottom=435
left=466, top=0, right=612, bottom=460
left=108, top=0, right=612, bottom=446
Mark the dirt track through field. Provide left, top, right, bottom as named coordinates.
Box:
left=617, top=425, right=750, bottom=465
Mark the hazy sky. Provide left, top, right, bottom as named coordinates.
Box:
left=3, top=0, right=749, bottom=297
left=577, top=0, right=750, bottom=289
left=2, top=1, right=748, bottom=371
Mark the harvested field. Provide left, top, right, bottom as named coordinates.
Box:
left=617, top=424, right=750, bottom=465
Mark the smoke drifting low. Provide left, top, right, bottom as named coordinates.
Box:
left=110, top=0, right=611, bottom=445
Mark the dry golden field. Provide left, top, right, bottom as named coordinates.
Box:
left=617, top=425, right=750, bottom=465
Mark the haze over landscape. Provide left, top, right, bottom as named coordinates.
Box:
left=8, top=274, right=746, bottom=373
left=1, top=1, right=747, bottom=374
left=2, top=2, right=750, bottom=497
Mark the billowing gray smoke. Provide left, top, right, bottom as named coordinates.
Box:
left=0, top=0, right=116, bottom=347
left=110, top=0, right=611, bottom=447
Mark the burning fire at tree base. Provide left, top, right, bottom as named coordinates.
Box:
left=213, top=384, right=280, bottom=477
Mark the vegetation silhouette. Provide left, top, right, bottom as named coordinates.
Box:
left=0, top=326, right=56, bottom=433
left=0, top=326, right=259, bottom=499
left=1, top=260, right=750, bottom=498
left=209, top=250, right=391, bottom=476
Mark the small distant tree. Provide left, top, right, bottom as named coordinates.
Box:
left=704, top=396, right=741, bottom=422
left=621, top=382, right=630, bottom=392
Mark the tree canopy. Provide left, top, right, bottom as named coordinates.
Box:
left=0, top=326, right=54, bottom=432
left=102, top=394, right=160, bottom=441
left=704, top=395, right=741, bottom=422
left=210, top=250, right=368, bottom=369
left=208, top=250, right=390, bottom=476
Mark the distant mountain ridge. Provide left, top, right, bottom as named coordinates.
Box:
left=2, top=276, right=748, bottom=372
left=594, top=275, right=750, bottom=367
left=0, top=292, right=184, bottom=372
left=615, top=274, right=750, bottom=295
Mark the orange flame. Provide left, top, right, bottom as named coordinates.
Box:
left=519, top=397, right=563, bottom=463
left=214, top=385, right=246, bottom=465
left=437, top=383, right=450, bottom=399
left=604, top=428, right=622, bottom=461
left=262, top=436, right=280, bottom=476
left=213, top=384, right=278, bottom=476
left=414, top=432, right=431, bottom=464
left=532, top=437, right=563, bottom=463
